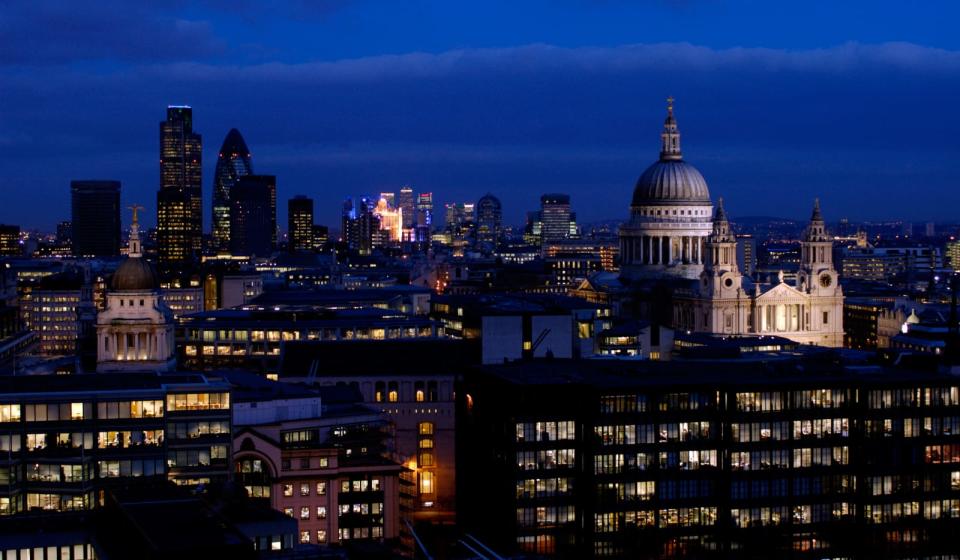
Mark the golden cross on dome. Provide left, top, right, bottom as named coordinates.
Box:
left=128, top=204, right=144, bottom=225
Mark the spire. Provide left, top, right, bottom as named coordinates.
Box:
left=660, top=96, right=682, bottom=162
left=128, top=204, right=143, bottom=258
left=709, top=197, right=734, bottom=243
left=714, top=197, right=728, bottom=223
left=810, top=198, right=823, bottom=223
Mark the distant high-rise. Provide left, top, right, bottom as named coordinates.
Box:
left=70, top=180, right=121, bottom=257
left=475, top=193, right=503, bottom=244
left=230, top=175, right=276, bottom=258
left=56, top=221, right=73, bottom=245
left=211, top=129, right=253, bottom=252
left=341, top=197, right=378, bottom=255
left=540, top=193, right=574, bottom=243
left=0, top=225, right=20, bottom=257
left=156, top=189, right=192, bottom=267
left=157, top=105, right=202, bottom=271
left=312, top=225, right=329, bottom=251
left=416, top=193, right=433, bottom=242
left=736, top=234, right=757, bottom=277
left=399, top=186, right=415, bottom=230
left=288, top=195, right=314, bottom=252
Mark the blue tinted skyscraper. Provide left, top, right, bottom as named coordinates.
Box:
left=212, top=128, right=253, bottom=252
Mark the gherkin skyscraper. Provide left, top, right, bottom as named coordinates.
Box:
left=212, top=128, right=253, bottom=252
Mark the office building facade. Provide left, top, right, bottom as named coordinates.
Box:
left=288, top=196, right=314, bottom=253
left=157, top=106, right=202, bottom=271
left=70, top=180, right=121, bottom=257
left=230, top=175, right=276, bottom=258
left=459, top=357, right=960, bottom=559
left=211, top=128, right=253, bottom=252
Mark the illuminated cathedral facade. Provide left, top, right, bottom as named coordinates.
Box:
left=619, top=100, right=844, bottom=347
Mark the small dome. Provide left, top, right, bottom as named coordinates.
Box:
left=632, top=160, right=711, bottom=207
left=112, top=257, right=159, bottom=291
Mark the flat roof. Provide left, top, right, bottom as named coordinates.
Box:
left=474, top=356, right=952, bottom=390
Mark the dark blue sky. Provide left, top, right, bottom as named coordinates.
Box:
left=3, top=1, right=960, bottom=231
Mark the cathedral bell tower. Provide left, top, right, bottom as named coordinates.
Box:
left=799, top=199, right=838, bottom=296
left=701, top=198, right=743, bottom=298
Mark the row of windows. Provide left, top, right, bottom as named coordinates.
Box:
left=166, top=446, right=228, bottom=467
left=27, top=464, right=89, bottom=483
left=517, top=421, right=575, bottom=443
left=98, top=459, right=165, bottom=478
left=97, top=400, right=163, bottom=419
left=24, top=403, right=90, bottom=422
left=596, top=387, right=960, bottom=416
left=298, top=530, right=329, bottom=544
left=594, top=507, right=721, bottom=532
left=517, top=505, right=576, bottom=527
left=280, top=457, right=330, bottom=471
left=282, top=482, right=328, bottom=497
left=339, top=478, right=382, bottom=493
left=187, top=327, right=432, bottom=342
left=375, top=381, right=439, bottom=403
left=168, top=421, right=230, bottom=440
left=517, top=449, right=576, bottom=471
left=338, top=526, right=384, bottom=541
left=338, top=502, right=383, bottom=515
left=868, top=387, right=960, bottom=409
left=285, top=505, right=328, bottom=520
left=166, top=393, right=229, bottom=412
left=517, top=477, right=575, bottom=499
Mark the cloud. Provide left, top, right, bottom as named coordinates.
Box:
left=0, top=2, right=224, bottom=65
left=1, top=41, right=959, bottom=229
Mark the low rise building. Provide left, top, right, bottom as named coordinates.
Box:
left=228, top=371, right=405, bottom=549
left=280, top=339, right=464, bottom=524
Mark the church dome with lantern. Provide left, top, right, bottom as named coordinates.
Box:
left=96, top=205, right=175, bottom=373
left=619, top=98, right=714, bottom=281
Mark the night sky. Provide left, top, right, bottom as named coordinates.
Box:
left=3, top=1, right=960, bottom=232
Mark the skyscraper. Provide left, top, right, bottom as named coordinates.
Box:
left=212, top=129, right=253, bottom=252
left=399, top=186, right=415, bottom=230
left=475, top=193, right=503, bottom=244
left=341, top=197, right=378, bottom=255
left=288, top=195, right=314, bottom=252
left=157, top=105, right=202, bottom=271
left=230, top=175, right=276, bottom=258
left=540, top=193, right=574, bottom=244
left=0, top=225, right=20, bottom=257
left=156, top=189, right=192, bottom=267
left=415, top=192, right=434, bottom=240
left=736, top=234, right=757, bottom=277
left=70, top=180, right=121, bottom=257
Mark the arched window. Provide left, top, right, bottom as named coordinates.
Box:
left=388, top=381, right=399, bottom=403
left=427, top=381, right=438, bottom=402
left=235, top=456, right=273, bottom=499
left=374, top=382, right=385, bottom=402
left=414, top=382, right=425, bottom=403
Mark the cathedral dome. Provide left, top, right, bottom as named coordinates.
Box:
left=112, top=257, right=159, bottom=291
left=632, top=160, right=711, bottom=206
left=631, top=98, right=712, bottom=207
